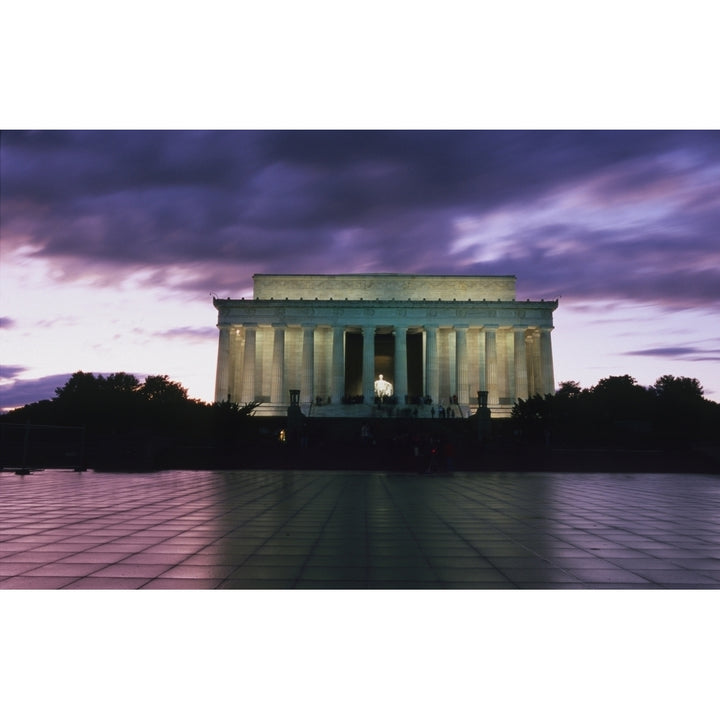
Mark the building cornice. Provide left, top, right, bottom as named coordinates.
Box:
left=213, top=297, right=558, bottom=328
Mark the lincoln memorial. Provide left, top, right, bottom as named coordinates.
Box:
left=213, top=274, right=557, bottom=418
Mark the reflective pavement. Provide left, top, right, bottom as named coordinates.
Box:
left=1, top=469, right=719, bottom=589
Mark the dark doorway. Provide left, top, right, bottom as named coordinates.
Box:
left=345, top=332, right=362, bottom=397
left=407, top=332, right=423, bottom=399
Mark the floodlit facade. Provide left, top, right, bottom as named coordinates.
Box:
left=213, top=274, right=557, bottom=418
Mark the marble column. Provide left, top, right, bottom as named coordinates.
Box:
left=330, top=326, right=345, bottom=403
left=425, top=325, right=439, bottom=403
left=525, top=331, right=537, bottom=397
left=270, top=324, right=285, bottom=404
left=540, top=328, right=555, bottom=395
left=477, top=328, right=487, bottom=396
left=531, top=329, right=542, bottom=396
left=240, top=324, right=257, bottom=403
left=514, top=328, right=528, bottom=401
left=231, top=328, right=244, bottom=403
left=214, top=323, right=231, bottom=402
left=485, top=327, right=498, bottom=405
left=498, top=328, right=515, bottom=403
left=455, top=325, right=469, bottom=405
left=394, top=326, right=408, bottom=403
left=301, top=324, right=315, bottom=404
left=362, top=326, right=376, bottom=403
left=438, top=328, right=453, bottom=404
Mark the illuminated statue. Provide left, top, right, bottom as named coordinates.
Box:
left=374, top=374, right=393, bottom=397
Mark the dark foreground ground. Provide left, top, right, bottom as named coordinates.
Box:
left=1, top=469, right=719, bottom=589
left=3, top=416, right=719, bottom=474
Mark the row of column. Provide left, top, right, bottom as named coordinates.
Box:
left=215, top=323, right=554, bottom=406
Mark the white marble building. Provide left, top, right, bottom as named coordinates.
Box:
left=213, top=274, right=557, bottom=418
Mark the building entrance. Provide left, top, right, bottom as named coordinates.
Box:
left=343, top=329, right=424, bottom=402
left=374, top=333, right=394, bottom=388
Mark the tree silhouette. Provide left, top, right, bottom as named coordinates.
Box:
left=653, top=375, right=704, bottom=403
left=651, top=375, right=711, bottom=447
left=138, top=375, right=188, bottom=404
left=511, top=373, right=718, bottom=450
left=556, top=380, right=582, bottom=398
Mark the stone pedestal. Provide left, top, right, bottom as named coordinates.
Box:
left=286, top=388, right=306, bottom=447
left=476, top=390, right=492, bottom=443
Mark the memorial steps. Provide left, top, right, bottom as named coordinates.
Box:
left=251, top=401, right=502, bottom=419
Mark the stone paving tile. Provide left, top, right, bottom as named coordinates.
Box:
left=426, top=556, right=496, bottom=569
left=228, top=566, right=303, bottom=581
left=470, top=545, right=536, bottom=557
left=86, top=541, right=154, bottom=553
left=142, top=578, right=222, bottom=589
left=63, top=577, right=149, bottom=589
left=539, top=547, right=599, bottom=558
left=565, top=567, right=649, bottom=583
left=21, top=562, right=110, bottom=577
left=0, top=576, right=74, bottom=589
left=158, top=564, right=236, bottom=580
left=2, top=550, right=74, bottom=563
left=632, top=569, right=720, bottom=585
left=376, top=580, right=478, bottom=590
left=89, top=563, right=176, bottom=578
left=0, top=561, right=47, bottom=576
left=254, top=544, right=315, bottom=555
left=304, top=557, right=368, bottom=569
left=219, top=579, right=296, bottom=589
left=487, top=556, right=556, bottom=568
left=515, top=582, right=586, bottom=589
left=2, top=469, right=720, bottom=590
left=421, top=546, right=483, bottom=557
left=575, top=583, right=656, bottom=589
left=431, top=567, right=509, bottom=583
left=301, top=567, right=373, bottom=582
left=124, top=551, right=193, bottom=564
left=62, top=551, right=132, bottom=563
left=0, top=541, right=49, bottom=551
left=614, top=557, right=685, bottom=570
left=668, top=556, right=720, bottom=568
left=0, top=551, right=25, bottom=561
left=145, top=542, right=209, bottom=553
left=501, top=566, right=581, bottom=584
left=548, top=556, right=625, bottom=569
left=233, top=554, right=302, bottom=567
left=194, top=541, right=259, bottom=552
left=593, top=548, right=657, bottom=559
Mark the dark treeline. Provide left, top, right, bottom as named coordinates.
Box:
left=0, top=371, right=261, bottom=470
left=1, top=371, right=719, bottom=472
left=510, top=374, right=719, bottom=451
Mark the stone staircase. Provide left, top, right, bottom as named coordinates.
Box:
left=254, top=401, right=494, bottom=419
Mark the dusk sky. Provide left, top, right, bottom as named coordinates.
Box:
left=2, top=130, right=719, bottom=411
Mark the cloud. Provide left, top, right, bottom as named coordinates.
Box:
left=624, top=346, right=720, bottom=360
left=625, top=347, right=703, bottom=357
left=2, top=130, right=720, bottom=308
left=157, top=326, right=218, bottom=340
left=0, top=317, right=16, bottom=329
left=0, top=364, right=26, bottom=379
left=0, top=372, right=73, bottom=410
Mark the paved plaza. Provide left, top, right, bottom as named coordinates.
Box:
left=1, top=469, right=719, bottom=589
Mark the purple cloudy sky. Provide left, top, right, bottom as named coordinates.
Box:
left=2, top=130, right=720, bottom=410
